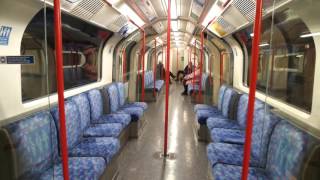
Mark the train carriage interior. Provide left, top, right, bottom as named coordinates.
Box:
left=1, top=0, right=320, bottom=179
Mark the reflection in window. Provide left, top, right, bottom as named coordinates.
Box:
left=21, top=8, right=112, bottom=102
left=236, top=8, right=315, bottom=112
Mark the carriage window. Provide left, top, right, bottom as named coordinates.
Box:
left=21, top=8, right=112, bottom=102
left=236, top=8, right=315, bottom=112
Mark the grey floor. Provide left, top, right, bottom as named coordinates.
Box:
left=117, top=83, right=211, bottom=180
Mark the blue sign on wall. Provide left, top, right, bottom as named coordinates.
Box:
left=0, top=26, right=12, bottom=46
left=0, top=56, right=35, bottom=64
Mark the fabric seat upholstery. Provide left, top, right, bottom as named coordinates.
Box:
left=116, top=82, right=148, bottom=111
left=51, top=101, right=120, bottom=164
left=87, top=89, right=131, bottom=128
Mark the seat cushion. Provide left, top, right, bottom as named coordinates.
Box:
left=194, top=104, right=217, bottom=112
left=106, top=84, right=120, bottom=113
left=212, top=163, right=267, bottom=180
left=70, top=137, right=120, bottom=164
left=96, top=113, right=131, bottom=128
left=196, top=109, right=222, bottom=125
left=118, top=107, right=144, bottom=121
left=207, top=117, right=242, bottom=130
left=39, top=157, right=106, bottom=180
left=83, top=123, right=123, bottom=138
left=210, top=128, right=245, bottom=144
left=187, top=84, right=199, bottom=95
left=121, top=102, right=148, bottom=111
left=207, top=143, right=245, bottom=167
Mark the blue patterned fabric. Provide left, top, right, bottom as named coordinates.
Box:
left=115, top=82, right=126, bottom=106
left=201, top=73, right=209, bottom=89
left=70, top=137, right=120, bottom=164
left=207, top=117, right=242, bottom=130
left=39, top=157, right=106, bottom=180
left=155, top=80, right=164, bottom=91
left=87, top=89, right=104, bottom=122
left=118, top=106, right=144, bottom=121
left=144, top=71, right=154, bottom=88
left=51, top=101, right=82, bottom=151
left=83, top=123, right=123, bottom=138
left=97, top=113, right=131, bottom=128
left=105, top=84, right=120, bottom=113
left=194, top=104, right=216, bottom=112
left=4, top=111, right=58, bottom=179
left=237, top=94, right=265, bottom=128
left=265, top=121, right=310, bottom=179
left=196, top=109, right=223, bottom=125
left=221, top=88, right=237, bottom=117
left=70, top=93, right=91, bottom=131
left=210, top=128, right=245, bottom=144
left=207, top=143, right=246, bottom=167
left=123, top=102, right=148, bottom=111
left=212, top=163, right=267, bottom=180
left=218, top=85, right=227, bottom=110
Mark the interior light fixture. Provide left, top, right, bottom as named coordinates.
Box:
left=300, top=32, right=320, bottom=38
left=161, top=0, right=177, bottom=19
left=118, top=3, right=145, bottom=27
left=250, top=33, right=254, bottom=37
left=259, top=43, right=269, bottom=47
left=202, top=1, right=222, bottom=27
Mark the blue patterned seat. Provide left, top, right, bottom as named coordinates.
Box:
left=194, top=85, right=227, bottom=112
left=207, top=117, right=242, bottom=130
left=210, top=129, right=245, bottom=144
left=39, top=157, right=106, bottom=180
left=195, top=87, right=237, bottom=124
left=87, top=89, right=131, bottom=128
left=187, top=73, right=209, bottom=95
left=211, top=121, right=317, bottom=180
left=51, top=101, right=120, bottom=164
left=187, top=84, right=199, bottom=95
left=155, top=80, right=164, bottom=91
left=71, top=93, right=124, bottom=137
left=207, top=110, right=280, bottom=168
left=106, top=84, right=144, bottom=121
left=144, top=71, right=164, bottom=91
left=4, top=111, right=106, bottom=179
left=212, top=163, right=267, bottom=180
left=116, top=82, right=148, bottom=111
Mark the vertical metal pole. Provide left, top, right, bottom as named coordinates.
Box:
left=53, top=0, right=70, bottom=179
left=153, top=39, right=157, bottom=97
left=123, top=48, right=126, bottom=82
left=192, top=40, right=196, bottom=96
left=220, top=52, right=224, bottom=84
left=241, top=0, right=263, bottom=179
left=176, top=48, right=179, bottom=74
left=141, top=31, right=145, bottom=102
left=199, top=31, right=204, bottom=101
left=164, top=0, right=171, bottom=156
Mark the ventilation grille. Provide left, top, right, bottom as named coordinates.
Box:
left=232, top=0, right=256, bottom=21
left=71, top=0, right=104, bottom=20
left=106, top=15, right=128, bottom=32
left=216, top=17, right=235, bottom=34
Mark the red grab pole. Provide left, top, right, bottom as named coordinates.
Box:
left=241, top=0, right=263, bottom=179
left=192, top=40, right=196, bottom=96
left=198, top=31, right=204, bottom=101
left=53, top=0, right=70, bottom=179
left=220, top=52, right=224, bottom=84
left=122, top=48, right=126, bottom=82
left=141, top=31, right=146, bottom=102
left=153, top=39, right=157, bottom=97
left=164, top=0, right=171, bottom=156
left=162, top=46, right=165, bottom=80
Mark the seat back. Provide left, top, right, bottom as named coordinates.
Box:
left=51, top=101, right=82, bottom=150
left=266, top=121, right=316, bottom=179
left=115, top=82, right=126, bottom=107
left=71, top=93, right=92, bottom=131
left=217, top=85, right=227, bottom=111
left=201, top=73, right=209, bottom=90
left=105, top=84, right=120, bottom=113
left=237, top=94, right=265, bottom=128
left=87, top=89, right=104, bottom=122
left=251, top=110, right=280, bottom=167
left=3, top=111, right=58, bottom=179
left=221, top=88, right=237, bottom=117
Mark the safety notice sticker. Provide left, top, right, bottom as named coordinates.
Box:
left=0, top=26, right=12, bottom=45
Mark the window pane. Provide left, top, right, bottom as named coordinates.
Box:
left=236, top=8, right=315, bottom=112
left=21, top=8, right=112, bottom=102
